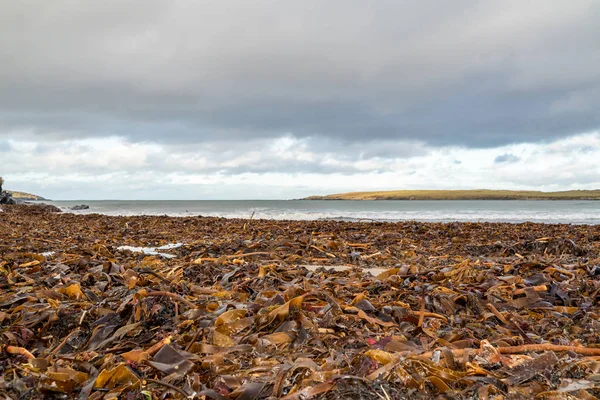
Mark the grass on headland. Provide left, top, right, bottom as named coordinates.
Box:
left=6, top=191, right=47, bottom=200
left=303, top=189, right=600, bottom=200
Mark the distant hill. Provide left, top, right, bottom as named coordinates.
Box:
left=6, top=191, right=48, bottom=201
left=303, top=189, right=600, bottom=200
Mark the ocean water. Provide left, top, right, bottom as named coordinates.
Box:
left=44, top=199, right=600, bottom=224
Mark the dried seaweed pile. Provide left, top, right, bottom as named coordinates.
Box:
left=1, top=209, right=600, bottom=399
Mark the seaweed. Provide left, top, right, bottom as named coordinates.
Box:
left=1, top=209, right=600, bottom=398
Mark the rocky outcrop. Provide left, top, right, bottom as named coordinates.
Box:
left=69, top=205, right=90, bottom=210
left=1, top=190, right=61, bottom=213
left=0, top=191, right=18, bottom=205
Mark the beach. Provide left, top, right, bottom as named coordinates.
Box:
left=1, top=207, right=600, bottom=398
left=3, top=0, right=600, bottom=397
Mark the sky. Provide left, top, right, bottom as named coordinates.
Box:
left=1, top=0, right=599, bottom=200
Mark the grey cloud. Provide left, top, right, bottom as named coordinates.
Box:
left=152, top=136, right=428, bottom=175
left=301, top=137, right=428, bottom=160
left=494, top=153, right=520, bottom=163
left=0, top=0, right=599, bottom=149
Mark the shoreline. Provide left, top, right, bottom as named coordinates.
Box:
left=15, top=210, right=600, bottom=226
left=9, top=200, right=600, bottom=225
left=1, top=209, right=599, bottom=397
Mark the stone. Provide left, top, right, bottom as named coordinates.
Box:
left=70, top=205, right=90, bottom=210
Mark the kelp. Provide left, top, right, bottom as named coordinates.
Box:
left=1, top=209, right=600, bottom=398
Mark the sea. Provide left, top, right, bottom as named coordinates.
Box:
left=43, top=200, right=600, bottom=225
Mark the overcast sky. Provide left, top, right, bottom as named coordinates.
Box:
left=1, top=0, right=599, bottom=199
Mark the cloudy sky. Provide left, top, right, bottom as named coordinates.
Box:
left=1, top=0, right=599, bottom=199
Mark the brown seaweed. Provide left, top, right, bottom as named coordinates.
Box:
left=1, top=208, right=600, bottom=398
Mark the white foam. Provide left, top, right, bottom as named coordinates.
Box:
left=302, top=265, right=388, bottom=276
left=117, top=243, right=183, bottom=258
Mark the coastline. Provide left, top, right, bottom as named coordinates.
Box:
left=303, top=189, right=600, bottom=201
left=19, top=199, right=600, bottom=225
left=1, top=210, right=599, bottom=397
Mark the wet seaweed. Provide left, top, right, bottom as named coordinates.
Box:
left=1, top=208, right=600, bottom=398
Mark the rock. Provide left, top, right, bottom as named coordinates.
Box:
left=0, top=191, right=17, bottom=205
left=69, top=205, right=90, bottom=210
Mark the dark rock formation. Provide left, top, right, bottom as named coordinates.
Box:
left=0, top=191, right=17, bottom=205
left=70, top=205, right=90, bottom=210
